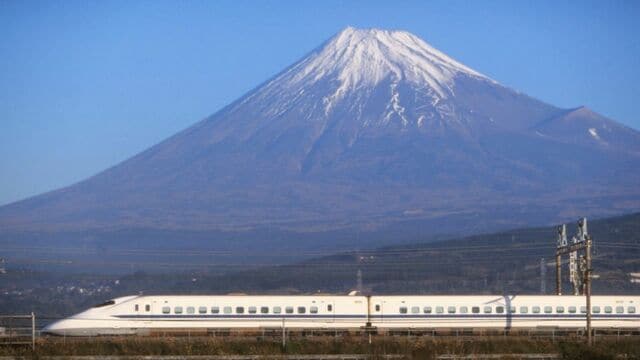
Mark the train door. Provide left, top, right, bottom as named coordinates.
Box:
left=371, top=299, right=383, bottom=323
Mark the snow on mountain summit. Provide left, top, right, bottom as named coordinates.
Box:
left=236, top=27, right=497, bottom=127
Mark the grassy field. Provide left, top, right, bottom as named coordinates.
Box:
left=1, top=336, right=639, bottom=359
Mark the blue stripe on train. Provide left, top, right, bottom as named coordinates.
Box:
left=113, top=314, right=639, bottom=320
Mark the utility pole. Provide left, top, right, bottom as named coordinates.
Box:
left=540, top=258, right=546, bottom=294
left=556, top=218, right=593, bottom=346
left=356, top=269, right=363, bottom=294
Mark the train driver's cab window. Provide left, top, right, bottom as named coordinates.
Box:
left=556, top=306, right=564, bottom=313
left=544, top=306, right=552, bottom=314
left=519, top=306, right=528, bottom=314
left=448, top=306, right=456, bottom=314
left=411, top=306, right=420, bottom=314
left=532, top=306, right=541, bottom=314
left=592, top=306, right=600, bottom=313
left=496, top=306, right=504, bottom=314
left=616, top=306, right=624, bottom=314
left=273, top=306, right=282, bottom=314
left=568, top=306, right=576, bottom=314
left=310, top=306, right=318, bottom=314
left=134, top=304, right=139, bottom=312
left=261, top=306, right=269, bottom=314
left=187, top=306, right=195, bottom=314
left=472, top=307, right=480, bottom=314
left=483, top=306, right=492, bottom=314
left=399, top=306, right=408, bottom=314
left=248, top=306, right=257, bottom=314
left=424, top=306, right=432, bottom=314
left=285, top=306, right=294, bottom=314
left=375, top=305, right=381, bottom=312
left=162, top=306, right=170, bottom=314
left=236, top=306, right=245, bottom=314
left=580, top=306, right=587, bottom=313
left=211, top=306, right=220, bottom=314
left=327, top=304, right=333, bottom=312
left=297, top=306, right=306, bottom=314
left=224, top=306, right=232, bottom=314
left=460, top=306, right=468, bottom=314
left=145, top=305, right=151, bottom=312
left=604, top=306, right=612, bottom=314
left=174, top=306, right=183, bottom=314
left=628, top=306, right=636, bottom=314
left=436, top=306, right=444, bottom=314
left=198, top=306, right=207, bottom=314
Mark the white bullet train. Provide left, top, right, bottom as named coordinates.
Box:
left=43, top=294, right=639, bottom=336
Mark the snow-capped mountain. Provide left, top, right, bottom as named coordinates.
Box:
left=1, top=27, right=639, bottom=256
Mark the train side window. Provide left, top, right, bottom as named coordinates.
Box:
left=162, top=306, right=170, bottom=314
left=211, top=306, right=220, bottom=314
left=198, top=306, right=207, bottom=314
left=496, top=306, right=504, bottom=314
left=224, top=306, right=232, bottom=314
left=286, top=306, right=294, bottom=314
left=298, top=306, right=306, bottom=314
left=424, top=306, right=432, bottom=314
left=236, top=306, right=245, bottom=314
left=145, top=305, right=151, bottom=312
left=509, top=306, right=516, bottom=313
left=592, top=306, right=600, bottom=313
left=519, top=306, right=528, bottom=314
left=273, top=306, right=282, bottom=314
left=580, top=306, right=587, bottom=313
left=174, top=306, right=183, bottom=314
left=616, top=306, right=624, bottom=314
left=460, top=306, right=468, bottom=314
left=472, top=307, right=480, bottom=314
left=604, top=306, right=612, bottom=314
left=327, top=304, right=333, bottom=312
left=187, top=306, right=195, bottom=314
left=375, top=305, right=381, bottom=312
left=248, top=306, right=257, bottom=314
left=436, top=306, right=444, bottom=314
left=544, top=306, right=552, bottom=314
left=448, top=306, right=456, bottom=314
left=568, top=306, right=576, bottom=313
left=483, top=306, right=492, bottom=314
left=532, top=306, right=540, bottom=314
left=556, top=306, right=564, bottom=313
left=628, top=306, right=636, bottom=314
left=310, top=306, right=318, bottom=314
left=411, top=306, right=420, bottom=314
left=399, top=306, right=408, bottom=314
left=261, top=306, right=269, bottom=314
left=134, top=304, right=139, bottom=312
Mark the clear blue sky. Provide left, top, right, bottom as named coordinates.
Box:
left=1, top=0, right=639, bottom=206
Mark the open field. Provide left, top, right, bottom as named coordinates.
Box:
left=1, top=336, right=640, bottom=359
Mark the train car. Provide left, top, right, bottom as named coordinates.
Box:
left=43, top=294, right=368, bottom=336
left=43, top=294, right=640, bottom=336
left=368, top=295, right=639, bottom=330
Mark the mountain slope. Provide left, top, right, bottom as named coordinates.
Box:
left=1, top=27, right=639, bottom=257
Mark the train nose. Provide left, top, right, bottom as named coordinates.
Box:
left=42, top=319, right=69, bottom=336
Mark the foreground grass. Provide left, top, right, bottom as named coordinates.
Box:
left=1, top=336, right=639, bottom=359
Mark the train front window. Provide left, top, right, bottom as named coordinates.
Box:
left=93, top=300, right=115, bottom=308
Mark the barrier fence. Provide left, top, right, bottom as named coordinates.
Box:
left=0, top=314, right=36, bottom=350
